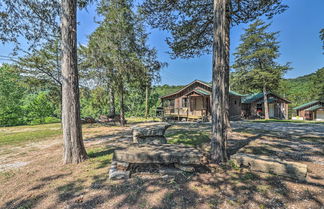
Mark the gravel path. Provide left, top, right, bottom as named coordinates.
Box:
left=232, top=121, right=324, bottom=137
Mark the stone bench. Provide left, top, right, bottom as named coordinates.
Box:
left=114, top=143, right=204, bottom=164
left=132, top=122, right=171, bottom=144
left=231, top=153, right=307, bottom=181
left=109, top=143, right=205, bottom=180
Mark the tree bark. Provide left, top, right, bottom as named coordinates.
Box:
left=145, top=85, right=150, bottom=118
left=108, top=84, right=115, bottom=117
left=263, top=85, right=269, bottom=119
left=210, top=0, right=228, bottom=163
left=59, top=84, right=63, bottom=129
left=223, top=0, right=231, bottom=145
left=119, top=85, right=126, bottom=126
left=61, top=0, right=88, bottom=164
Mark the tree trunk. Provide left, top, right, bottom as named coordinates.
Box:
left=223, top=1, right=231, bottom=142
left=119, top=86, right=126, bottom=126
left=59, top=84, right=63, bottom=129
left=145, top=85, right=150, bottom=118
left=61, top=0, right=88, bottom=164
left=263, top=85, right=269, bottom=119
left=210, top=0, right=228, bottom=164
left=108, top=85, right=115, bottom=117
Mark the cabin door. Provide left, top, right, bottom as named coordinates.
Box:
left=316, top=110, right=324, bottom=121
left=269, top=104, right=275, bottom=118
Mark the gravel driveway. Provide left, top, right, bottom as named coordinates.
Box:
left=232, top=121, right=324, bottom=137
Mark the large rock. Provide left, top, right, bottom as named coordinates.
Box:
left=231, top=153, right=307, bottom=181
left=113, top=144, right=204, bottom=165
left=132, top=122, right=171, bottom=144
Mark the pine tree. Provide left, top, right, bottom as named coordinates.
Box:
left=232, top=19, right=290, bottom=119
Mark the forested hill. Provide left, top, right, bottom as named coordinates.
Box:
left=154, top=67, right=324, bottom=108
left=279, top=73, right=316, bottom=106
left=279, top=67, right=323, bottom=107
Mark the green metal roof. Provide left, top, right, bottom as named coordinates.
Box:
left=241, top=92, right=290, bottom=104
left=229, top=90, right=245, bottom=97
left=195, top=88, right=210, bottom=95
left=255, top=98, right=277, bottom=104
left=305, top=104, right=323, bottom=111
left=293, top=101, right=320, bottom=110
left=241, top=93, right=264, bottom=104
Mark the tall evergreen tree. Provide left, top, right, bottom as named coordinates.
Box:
left=140, top=0, right=287, bottom=163
left=232, top=19, right=289, bottom=119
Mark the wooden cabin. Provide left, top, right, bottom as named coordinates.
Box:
left=241, top=92, right=290, bottom=119
left=293, top=101, right=324, bottom=121
left=160, top=80, right=243, bottom=121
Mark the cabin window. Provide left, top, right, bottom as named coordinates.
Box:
left=182, top=98, right=188, bottom=107
left=170, top=99, right=175, bottom=107
left=164, top=99, right=174, bottom=107
left=234, top=100, right=237, bottom=105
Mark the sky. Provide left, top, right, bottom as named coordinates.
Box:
left=1, top=0, right=324, bottom=85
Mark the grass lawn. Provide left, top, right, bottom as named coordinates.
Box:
left=0, top=123, right=62, bottom=146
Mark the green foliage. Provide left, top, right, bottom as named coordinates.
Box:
left=22, top=91, right=57, bottom=124
left=80, top=87, right=109, bottom=118
left=0, top=65, right=60, bottom=126
left=0, top=65, right=25, bottom=126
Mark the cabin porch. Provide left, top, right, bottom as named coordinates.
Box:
left=163, top=93, right=211, bottom=121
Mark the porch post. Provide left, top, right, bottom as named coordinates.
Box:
left=187, top=96, right=189, bottom=121
left=202, top=96, right=205, bottom=116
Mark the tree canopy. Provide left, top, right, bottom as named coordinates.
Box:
left=140, top=0, right=288, bottom=58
